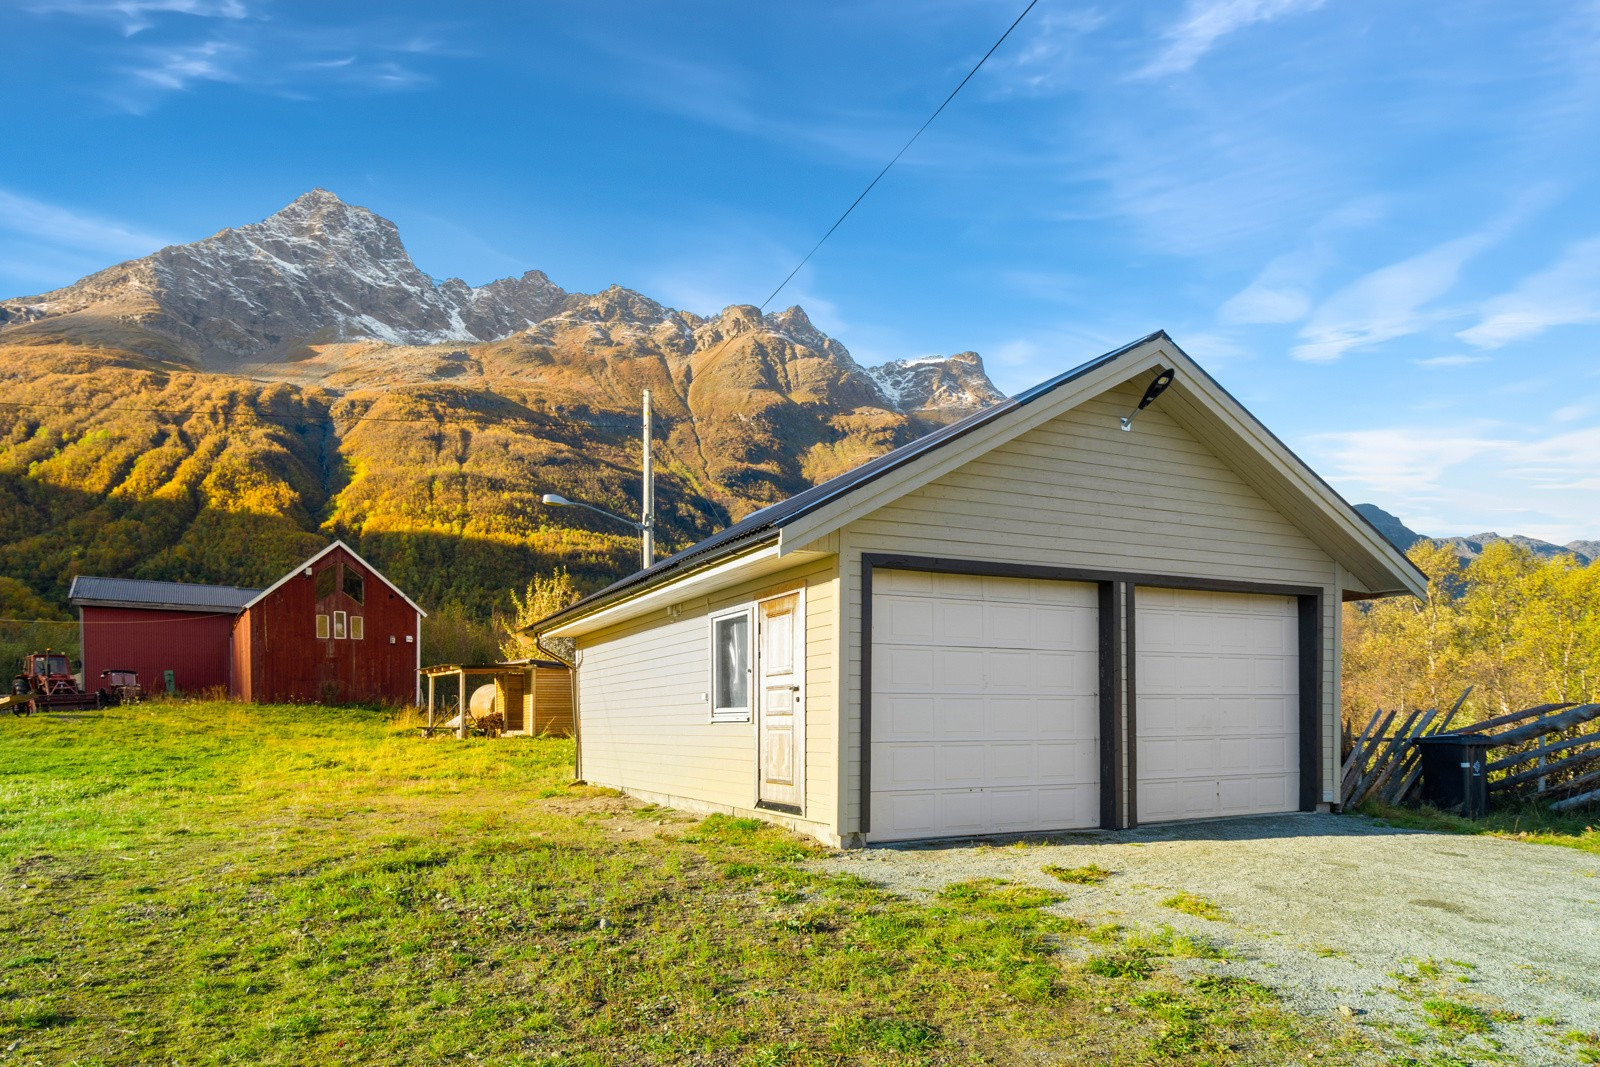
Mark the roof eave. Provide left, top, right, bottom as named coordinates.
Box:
left=535, top=536, right=783, bottom=638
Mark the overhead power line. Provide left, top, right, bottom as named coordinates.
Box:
left=0, top=398, right=517, bottom=428
left=758, top=0, right=1041, bottom=312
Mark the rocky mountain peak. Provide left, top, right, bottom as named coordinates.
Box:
left=866, top=350, right=1007, bottom=424
left=0, top=191, right=1008, bottom=424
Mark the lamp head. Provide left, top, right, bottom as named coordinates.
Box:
left=541, top=493, right=571, bottom=506
left=1118, top=369, right=1175, bottom=431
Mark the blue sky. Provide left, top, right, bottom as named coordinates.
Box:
left=3, top=0, right=1598, bottom=542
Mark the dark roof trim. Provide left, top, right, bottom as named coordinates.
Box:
left=533, top=332, right=1165, bottom=633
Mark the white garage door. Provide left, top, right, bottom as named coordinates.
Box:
left=1135, top=587, right=1299, bottom=822
left=870, top=569, right=1100, bottom=841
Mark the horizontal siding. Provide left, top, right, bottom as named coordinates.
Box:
left=839, top=381, right=1341, bottom=834
left=576, top=556, right=839, bottom=838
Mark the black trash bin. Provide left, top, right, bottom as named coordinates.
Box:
left=1415, top=735, right=1492, bottom=818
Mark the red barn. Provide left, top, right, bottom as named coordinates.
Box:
left=69, top=577, right=262, bottom=696
left=230, top=541, right=425, bottom=705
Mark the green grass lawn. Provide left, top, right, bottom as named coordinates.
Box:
left=1359, top=800, right=1600, bottom=858
left=0, top=703, right=1378, bottom=1065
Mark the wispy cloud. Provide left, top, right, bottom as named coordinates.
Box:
left=125, top=37, right=245, bottom=93
left=1307, top=420, right=1600, bottom=541
left=984, top=9, right=1109, bottom=95
left=22, top=0, right=247, bottom=35
left=0, top=187, right=173, bottom=259
left=1457, top=233, right=1600, bottom=349
left=1217, top=198, right=1385, bottom=325
left=1415, top=354, right=1489, bottom=368
left=1309, top=425, right=1502, bottom=496
left=1138, top=0, right=1327, bottom=78
left=1287, top=191, right=1551, bottom=362
left=1289, top=233, right=1488, bottom=362
left=21, top=1, right=456, bottom=111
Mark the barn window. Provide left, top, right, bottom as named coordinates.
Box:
left=709, top=606, right=752, bottom=722
left=314, top=566, right=335, bottom=601
left=350, top=616, right=364, bottom=641
left=333, top=611, right=347, bottom=640
left=343, top=567, right=365, bottom=604
left=315, top=614, right=330, bottom=639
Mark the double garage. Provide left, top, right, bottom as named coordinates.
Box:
left=538, top=335, right=1426, bottom=849
left=869, top=565, right=1312, bottom=840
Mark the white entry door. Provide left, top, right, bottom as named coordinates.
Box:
left=756, top=591, right=804, bottom=812
left=1135, top=587, right=1299, bottom=822
left=870, top=570, right=1100, bottom=841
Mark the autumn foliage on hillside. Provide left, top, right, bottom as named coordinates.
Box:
left=1343, top=541, right=1600, bottom=728
left=0, top=309, right=960, bottom=629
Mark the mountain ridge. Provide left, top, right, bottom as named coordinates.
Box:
left=0, top=190, right=1007, bottom=617
left=0, top=189, right=1001, bottom=421
left=1354, top=504, right=1596, bottom=566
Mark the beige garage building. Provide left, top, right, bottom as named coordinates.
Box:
left=535, top=333, right=1424, bottom=846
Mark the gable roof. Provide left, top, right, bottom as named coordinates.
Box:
left=240, top=540, right=428, bottom=617
left=69, top=576, right=261, bottom=613
left=536, top=331, right=1425, bottom=635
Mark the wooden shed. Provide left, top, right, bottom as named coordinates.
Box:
left=419, top=659, right=573, bottom=737
left=534, top=333, right=1428, bottom=847
left=230, top=541, right=425, bottom=706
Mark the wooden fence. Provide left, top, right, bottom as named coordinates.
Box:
left=1341, top=689, right=1600, bottom=814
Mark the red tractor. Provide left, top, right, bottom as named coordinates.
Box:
left=7, top=651, right=102, bottom=715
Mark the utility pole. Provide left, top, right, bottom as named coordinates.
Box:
left=540, top=389, right=658, bottom=572
left=641, top=390, right=655, bottom=569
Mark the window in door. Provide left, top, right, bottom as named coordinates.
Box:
left=333, top=611, right=347, bottom=640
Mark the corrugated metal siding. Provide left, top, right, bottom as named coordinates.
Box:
left=70, top=576, right=260, bottom=612
left=574, top=556, right=838, bottom=840
left=237, top=545, right=421, bottom=705
left=838, top=381, right=1342, bottom=834
left=79, top=606, right=236, bottom=694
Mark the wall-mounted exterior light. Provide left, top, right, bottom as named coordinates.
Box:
left=1119, top=369, right=1175, bottom=431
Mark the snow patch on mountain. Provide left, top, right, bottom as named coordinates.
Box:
left=866, top=351, right=1006, bottom=415
left=0, top=189, right=1008, bottom=420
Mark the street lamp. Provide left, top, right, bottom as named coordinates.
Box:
left=540, top=391, right=656, bottom=570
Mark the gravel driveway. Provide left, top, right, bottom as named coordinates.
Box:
left=821, top=813, right=1600, bottom=1065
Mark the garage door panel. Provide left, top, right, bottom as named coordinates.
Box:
left=878, top=693, right=1099, bottom=743
left=879, top=646, right=938, bottom=689
left=875, top=739, right=1097, bottom=789
left=871, top=570, right=1100, bottom=841
left=873, top=784, right=1101, bottom=839
left=878, top=648, right=1089, bottom=695
left=1135, top=589, right=1299, bottom=823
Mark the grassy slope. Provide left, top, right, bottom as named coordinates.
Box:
left=1358, top=800, right=1600, bottom=859
left=0, top=704, right=1379, bottom=1066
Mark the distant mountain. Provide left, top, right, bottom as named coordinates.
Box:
left=0, top=190, right=1006, bottom=616
left=1355, top=504, right=1595, bottom=566
left=0, top=189, right=1001, bottom=421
